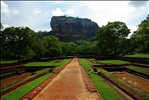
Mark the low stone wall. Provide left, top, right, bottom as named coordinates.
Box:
left=20, top=58, right=74, bottom=100
left=118, top=57, right=149, bottom=64
left=98, top=71, right=144, bottom=100
left=125, top=68, right=149, bottom=79
left=0, top=71, right=49, bottom=97
left=93, top=64, right=149, bottom=80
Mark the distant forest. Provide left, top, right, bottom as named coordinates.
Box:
left=0, top=15, right=149, bottom=60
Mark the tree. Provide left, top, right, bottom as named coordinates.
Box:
left=43, top=35, right=62, bottom=57
left=76, top=40, right=90, bottom=55
left=131, top=18, right=149, bottom=53
left=33, top=38, right=46, bottom=58
left=96, top=21, right=130, bottom=55
left=60, top=41, right=77, bottom=56
left=1, top=27, right=36, bottom=59
left=0, top=23, right=3, bottom=31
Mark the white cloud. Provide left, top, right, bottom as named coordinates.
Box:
left=65, top=9, right=75, bottom=15
left=1, top=1, right=19, bottom=16
left=34, top=8, right=41, bottom=14
left=127, top=25, right=138, bottom=38
left=51, top=8, right=64, bottom=16
left=80, top=1, right=147, bottom=35
left=1, top=1, right=148, bottom=32
left=3, top=24, right=10, bottom=28
left=1, top=1, right=10, bottom=14
left=12, top=9, right=19, bottom=15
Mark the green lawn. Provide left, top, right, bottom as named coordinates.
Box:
left=0, top=60, right=18, bottom=64
left=125, top=53, right=149, bottom=58
left=80, top=58, right=126, bottom=100
left=1, top=58, right=71, bottom=100
left=1, top=73, right=52, bottom=100
left=1, top=68, right=50, bottom=93
left=23, top=60, right=60, bottom=67
left=127, top=66, right=149, bottom=74
left=98, top=60, right=131, bottom=65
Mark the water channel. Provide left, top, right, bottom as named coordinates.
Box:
left=111, top=72, right=149, bottom=94
left=1, top=73, right=31, bottom=89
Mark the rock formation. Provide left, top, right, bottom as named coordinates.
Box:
left=50, top=16, right=99, bottom=41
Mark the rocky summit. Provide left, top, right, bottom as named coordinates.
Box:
left=50, top=16, right=99, bottom=41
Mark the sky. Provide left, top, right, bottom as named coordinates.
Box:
left=1, top=1, right=149, bottom=37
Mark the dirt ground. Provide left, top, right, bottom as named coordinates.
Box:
left=32, top=57, right=101, bottom=100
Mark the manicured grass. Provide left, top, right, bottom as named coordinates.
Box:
left=35, top=68, right=50, bottom=74
left=23, top=60, right=60, bottom=67
left=97, top=67, right=149, bottom=100
left=53, top=59, right=71, bottom=72
left=1, top=68, right=49, bottom=93
left=1, top=73, right=52, bottom=100
left=98, top=60, right=131, bottom=65
left=0, top=60, right=18, bottom=64
left=79, top=58, right=126, bottom=100
left=127, top=66, right=149, bottom=74
left=125, top=53, right=149, bottom=58
left=1, top=58, right=71, bottom=100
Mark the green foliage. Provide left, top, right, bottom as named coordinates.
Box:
left=80, top=58, right=126, bottom=100
left=125, top=53, right=149, bottom=58
left=131, top=19, right=149, bottom=53
left=1, top=16, right=148, bottom=58
left=33, top=38, right=47, bottom=58
left=96, top=21, right=130, bottom=55
left=1, top=27, right=36, bottom=59
left=98, top=60, right=131, bottom=65
left=43, top=35, right=62, bottom=57
left=0, top=23, right=3, bottom=31
left=60, top=41, right=77, bottom=55
left=36, top=31, right=50, bottom=39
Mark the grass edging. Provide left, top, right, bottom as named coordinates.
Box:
left=1, top=73, right=52, bottom=100
left=97, top=68, right=149, bottom=100
left=1, top=58, right=72, bottom=100
left=20, top=58, right=72, bottom=100
left=79, top=58, right=127, bottom=100
left=1, top=70, right=49, bottom=97
left=126, top=66, right=149, bottom=74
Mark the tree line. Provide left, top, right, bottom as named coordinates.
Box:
left=0, top=16, right=148, bottom=60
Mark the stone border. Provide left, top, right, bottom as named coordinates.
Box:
left=98, top=71, right=144, bottom=100
left=1, top=70, right=49, bottom=97
left=78, top=58, right=103, bottom=100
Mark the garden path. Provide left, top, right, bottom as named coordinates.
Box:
left=33, top=57, right=101, bottom=100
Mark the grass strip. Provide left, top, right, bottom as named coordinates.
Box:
left=23, top=60, right=59, bottom=67
left=53, top=59, right=71, bottom=72
left=1, top=58, right=71, bottom=100
left=97, top=68, right=149, bottom=100
left=0, top=60, right=18, bottom=64
left=1, top=69, right=48, bottom=93
left=127, top=66, right=149, bottom=74
left=1, top=73, right=52, bottom=100
left=79, top=58, right=126, bottom=100
left=98, top=60, right=131, bottom=65
left=125, top=53, right=149, bottom=58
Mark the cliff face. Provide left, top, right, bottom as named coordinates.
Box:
left=50, top=16, right=99, bottom=41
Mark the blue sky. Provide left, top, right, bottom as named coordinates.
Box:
left=1, top=1, right=149, bottom=37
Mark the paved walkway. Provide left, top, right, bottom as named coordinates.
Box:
left=33, top=58, right=100, bottom=100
